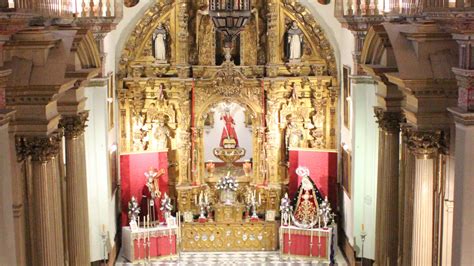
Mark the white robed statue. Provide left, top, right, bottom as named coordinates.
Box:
left=286, top=21, right=303, bottom=61
left=153, top=23, right=167, bottom=62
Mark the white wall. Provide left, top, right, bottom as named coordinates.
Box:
left=203, top=103, right=252, bottom=162
left=0, top=122, right=17, bottom=265
left=351, top=82, right=378, bottom=259
left=85, top=85, right=118, bottom=262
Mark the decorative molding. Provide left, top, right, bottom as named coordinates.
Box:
left=374, top=107, right=403, bottom=133
left=404, top=128, right=447, bottom=158
left=59, top=112, right=89, bottom=139
left=15, top=131, right=63, bottom=162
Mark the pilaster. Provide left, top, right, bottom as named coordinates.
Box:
left=373, top=108, right=402, bottom=265
left=58, top=112, right=91, bottom=265
left=448, top=107, right=474, bottom=265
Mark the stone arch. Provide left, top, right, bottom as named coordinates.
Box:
left=361, top=24, right=396, bottom=68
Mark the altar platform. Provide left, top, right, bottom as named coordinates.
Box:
left=116, top=250, right=348, bottom=265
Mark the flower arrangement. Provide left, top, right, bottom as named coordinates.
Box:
left=216, top=172, right=238, bottom=192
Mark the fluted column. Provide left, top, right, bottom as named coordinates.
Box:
left=406, top=130, right=445, bottom=266
left=59, top=112, right=90, bottom=266
left=399, top=135, right=416, bottom=265
left=16, top=132, right=65, bottom=266
left=373, top=108, right=402, bottom=265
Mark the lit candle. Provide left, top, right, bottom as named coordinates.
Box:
left=288, top=215, right=291, bottom=241
left=310, top=217, right=314, bottom=241
left=195, top=194, right=197, bottom=205
left=362, top=223, right=365, bottom=232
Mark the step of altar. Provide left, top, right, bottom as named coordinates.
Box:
left=115, top=250, right=348, bottom=265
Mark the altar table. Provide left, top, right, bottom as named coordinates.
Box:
left=181, top=221, right=278, bottom=252
left=280, top=226, right=334, bottom=262
left=122, top=226, right=178, bottom=262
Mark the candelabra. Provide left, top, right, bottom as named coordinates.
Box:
left=100, top=229, right=107, bottom=264
left=360, top=229, right=367, bottom=265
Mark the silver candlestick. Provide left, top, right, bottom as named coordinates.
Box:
left=361, top=229, right=367, bottom=265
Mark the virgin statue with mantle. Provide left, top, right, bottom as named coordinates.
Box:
left=292, top=167, right=324, bottom=225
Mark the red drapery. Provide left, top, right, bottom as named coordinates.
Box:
left=282, top=232, right=329, bottom=258
left=288, top=149, right=338, bottom=207
left=133, top=234, right=177, bottom=260
left=120, top=151, right=169, bottom=225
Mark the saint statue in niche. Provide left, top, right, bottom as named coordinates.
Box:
left=153, top=117, right=170, bottom=150
left=152, top=23, right=167, bottom=62
left=285, top=21, right=304, bottom=62
left=220, top=108, right=239, bottom=148
left=285, top=120, right=303, bottom=148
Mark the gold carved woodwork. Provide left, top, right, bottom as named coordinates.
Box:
left=118, top=0, right=339, bottom=209
left=181, top=222, right=278, bottom=252
left=214, top=203, right=245, bottom=223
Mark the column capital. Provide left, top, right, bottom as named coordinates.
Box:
left=59, top=112, right=89, bottom=139
left=404, top=128, right=447, bottom=159
left=15, top=131, right=63, bottom=162
left=374, top=107, right=403, bottom=133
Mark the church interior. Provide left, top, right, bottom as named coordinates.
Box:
left=0, top=0, right=473, bottom=265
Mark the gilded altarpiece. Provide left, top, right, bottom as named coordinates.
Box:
left=118, top=0, right=338, bottom=252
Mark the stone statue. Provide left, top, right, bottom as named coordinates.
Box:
left=132, top=115, right=145, bottom=151
left=152, top=23, right=167, bottom=62
left=285, top=120, right=303, bottom=148
left=153, top=118, right=170, bottom=150
left=286, top=21, right=303, bottom=61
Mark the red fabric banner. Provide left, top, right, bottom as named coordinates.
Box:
left=120, top=151, right=169, bottom=225
left=288, top=149, right=338, bottom=208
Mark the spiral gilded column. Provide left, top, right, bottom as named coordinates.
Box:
left=16, top=132, right=65, bottom=266
left=59, top=112, right=90, bottom=266
left=373, top=108, right=402, bottom=265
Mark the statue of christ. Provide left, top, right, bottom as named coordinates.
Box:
left=220, top=108, right=239, bottom=147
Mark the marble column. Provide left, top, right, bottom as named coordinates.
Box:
left=406, top=130, right=445, bottom=266
left=59, top=112, right=91, bottom=266
left=449, top=109, right=474, bottom=265
left=373, top=108, right=401, bottom=265
left=16, top=132, right=65, bottom=266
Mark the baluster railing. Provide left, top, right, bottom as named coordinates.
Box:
left=10, top=0, right=116, bottom=18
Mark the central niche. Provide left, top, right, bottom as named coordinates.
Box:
left=203, top=101, right=253, bottom=181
